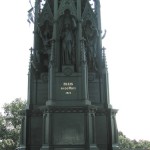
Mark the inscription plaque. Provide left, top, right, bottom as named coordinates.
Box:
left=60, top=82, right=77, bottom=95
left=55, top=75, right=81, bottom=100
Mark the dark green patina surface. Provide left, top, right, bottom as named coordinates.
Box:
left=19, top=1, right=118, bottom=150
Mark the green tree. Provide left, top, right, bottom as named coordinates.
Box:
left=0, top=98, right=26, bottom=150
left=135, top=140, right=150, bottom=150
left=118, top=131, right=150, bottom=150
left=118, top=131, right=135, bottom=149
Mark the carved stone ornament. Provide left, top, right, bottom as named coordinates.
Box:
left=41, top=73, right=48, bottom=82
left=63, top=66, right=73, bottom=76
left=39, top=1, right=53, bottom=26
left=58, top=0, right=77, bottom=17
left=83, top=20, right=99, bottom=72
left=82, top=0, right=97, bottom=27
left=59, top=9, right=77, bottom=66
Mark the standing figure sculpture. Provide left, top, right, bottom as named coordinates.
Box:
left=60, top=9, right=77, bottom=65
left=41, top=20, right=52, bottom=49
left=83, top=20, right=98, bottom=72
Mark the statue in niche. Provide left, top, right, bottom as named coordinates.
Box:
left=83, top=20, right=99, bottom=72
left=40, top=20, right=52, bottom=50
left=60, top=9, right=77, bottom=65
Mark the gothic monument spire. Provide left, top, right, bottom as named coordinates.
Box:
left=19, top=0, right=118, bottom=150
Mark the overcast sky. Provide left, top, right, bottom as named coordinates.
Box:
left=101, top=0, right=150, bottom=141
left=0, top=0, right=150, bottom=141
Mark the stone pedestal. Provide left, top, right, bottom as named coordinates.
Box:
left=40, top=106, right=99, bottom=150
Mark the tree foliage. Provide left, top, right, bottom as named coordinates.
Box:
left=0, top=98, right=26, bottom=150
left=118, top=131, right=150, bottom=150
left=0, top=98, right=150, bottom=150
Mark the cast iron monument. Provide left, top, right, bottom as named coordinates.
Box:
left=19, top=0, right=118, bottom=150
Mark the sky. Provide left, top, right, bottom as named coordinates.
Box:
left=0, top=0, right=150, bottom=141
